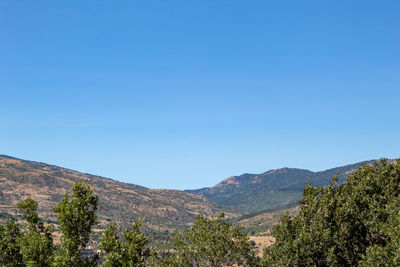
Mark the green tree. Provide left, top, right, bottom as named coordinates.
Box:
left=53, top=182, right=99, bottom=266
left=17, top=198, right=54, bottom=266
left=262, top=159, right=400, bottom=266
left=361, top=195, right=400, bottom=266
left=155, top=213, right=256, bottom=267
left=99, top=220, right=150, bottom=266
left=0, top=219, right=24, bottom=267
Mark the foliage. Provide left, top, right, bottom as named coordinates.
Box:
left=263, top=159, right=400, bottom=266
left=53, top=182, right=99, bottom=266
left=17, top=198, right=54, bottom=266
left=99, top=220, right=150, bottom=266
left=0, top=219, right=24, bottom=267
left=361, top=195, right=400, bottom=266
left=1, top=181, right=259, bottom=267
left=17, top=198, right=40, bottom=227
left=154, top=213, right=256, bottom=267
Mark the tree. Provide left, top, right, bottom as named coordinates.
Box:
left=17, top=198, right=54, bottom=266
left=155, top=213, right=256, bottom=267
left=361, top=195, right=400, bottom=266
left=0, top=219, right=24, bottom=267
left=53, top=182, right=99, bottom=266
left=99, top=219, right=150, bottom=266
left=262, top=159, right=400, bottom=266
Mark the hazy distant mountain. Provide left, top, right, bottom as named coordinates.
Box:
left=186, top=160, right=375, bottom=212
left=0, top=155, right=235, bottom=241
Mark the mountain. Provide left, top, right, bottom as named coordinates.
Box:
left=0, top=155, right=236, bottom=241
left=186, top=160, right=375, bottom=212
left=0, top=154, right=379, bottom=240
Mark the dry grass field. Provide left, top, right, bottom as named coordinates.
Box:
left=250, top=235, right=276, bottom=257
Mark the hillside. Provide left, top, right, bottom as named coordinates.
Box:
left=0, top=155, right=236, bottom=240
left=186, top=160, right=374, bottom=212
left=0, top=154, right=378, bottom=240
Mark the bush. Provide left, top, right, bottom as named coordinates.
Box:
left=153, top=213, right=257, bottom=266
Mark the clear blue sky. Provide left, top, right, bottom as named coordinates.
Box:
left=1, top=0, right=399, bottom=190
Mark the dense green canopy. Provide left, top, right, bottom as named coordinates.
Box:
left=263, top=159, right=400, bottom=266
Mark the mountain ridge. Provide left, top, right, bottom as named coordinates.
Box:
left=186, top=160, right=375, bottom=212
left=0, top=154, right=380, bottom=238
left=0, top=154, right=235, bottom=242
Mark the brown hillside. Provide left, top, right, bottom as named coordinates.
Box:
left=0, top=155, right=238, bottom=239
